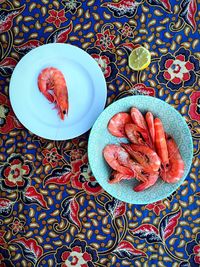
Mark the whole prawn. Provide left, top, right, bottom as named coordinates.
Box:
left=131, top=107, right=148, bottom=131
left=38, top=67, right=69, bottom=120
left=121, top=143, right=161, bottom=172
left=160, top=136, right=184, bottom=183
left=107, top=112, right=132, bottom=137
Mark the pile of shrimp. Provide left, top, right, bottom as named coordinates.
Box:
left=103, top=107, right=184, bottom=192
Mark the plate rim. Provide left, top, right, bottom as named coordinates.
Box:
left=9, top=43, right=107, bottom=140
left=88, top=95, right=193, bottom=204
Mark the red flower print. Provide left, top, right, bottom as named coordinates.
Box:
left=55, top=239, right=98, bottom=267
left=0, top=154, right=33, bottom=192
left=145, top=201, right=166, bottom=216
left=61, top=247, right=91, bottom=267
left=42, top=147, right=63, bottom=168
left=8, top=218, right=25, bottom=235
left=3, top=160, right=29, bottom=187
left=193, top=245, right=200, bottom=264
left=46, top=9, right=67, bottom=28
left=163, top=55, right=194, bottom=84
left=157, top=47, right=200, bottom=91
left=95, top=29, right=115, bottom=51
left=189, top=91, right=200, bottom=122
left=118, top=23, right=135, bottom=39
left=71, top=154, right=103, bottom=195
left=64, top=136, right=87, bottom=161
left=0, top=93, right=22, bottom=134
left=92, top=54, right=112, bottom=78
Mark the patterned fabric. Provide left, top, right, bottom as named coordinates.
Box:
left=0, top=0, right=199, bottom=266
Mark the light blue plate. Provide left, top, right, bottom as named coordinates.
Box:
left=88, top=96, right=193, bottom=204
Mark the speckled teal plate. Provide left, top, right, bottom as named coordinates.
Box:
left=88, top=96, right=193, bottom=204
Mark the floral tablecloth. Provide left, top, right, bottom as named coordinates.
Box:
left=0, top=0, right=200, bottom=266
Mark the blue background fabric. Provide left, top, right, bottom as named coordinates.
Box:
left=0, top=0, right=199, bottom=266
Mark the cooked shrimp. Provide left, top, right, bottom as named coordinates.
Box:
left=130, top=107, right=148, bottom=131
left=108, top=159, right=148, bottom=184
left=109, top=171, right=134, bottom=184
left=145, top=112, right=155, bottom=146
left=154, top=117, right=169, bottom=167
left=133, top=172, right=159, bottom=192
left=38, top=67, right=69, bottom=120
left=125, top=123, right=148, bottom=145
left=131, top=107, right=152, bottom=146
left=121, top=143, right=161, bottom=172
left=160, top=137, right=184, bottom=183
left=103, top=144, right=135, bottom=176
left=107, top=112, right=132, bottom=137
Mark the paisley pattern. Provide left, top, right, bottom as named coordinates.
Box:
left=0, top=0, right=199, bottom=266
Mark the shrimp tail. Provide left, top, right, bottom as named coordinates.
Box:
left=133, top=182, right=148, bottom=192
left=43, top=91, right=55, bottom=103
left=133, top=172, right=159, bottom=192
left=134, top=181, right=150, bottom=192
left=109, top=171, right=135, bottom=184
left=38, top=78, right=55, bottom=103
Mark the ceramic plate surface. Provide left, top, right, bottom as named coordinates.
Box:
left=9, top=43, right=107, bottom=140
left=88, top=96, right=193, bottom=204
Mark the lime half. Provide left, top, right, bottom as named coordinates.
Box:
left=129, top=46, right=151, bottom=71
